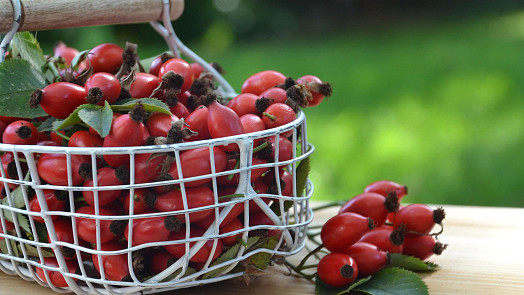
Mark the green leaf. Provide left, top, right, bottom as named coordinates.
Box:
left=34, top=222, right=49, bottom=243
left=71, top=49, right=90, bottom=70
left=202, top=236, right=260, bottom=279
left=1, top=199, right=31, bottom=234
left=11, top=32, right=47, bottom=76
left=9, top=184, right=29, bottom=209
left=353, top=267, right=429, bottom=295
left=53, top=103, right=109, bottom=134
left=78, top=101, right=113, bottom=137
left=36, top=117, right=57, bottom=132
left=203, top=243, right=241, bottom=279
left=389, top=254, right=439, bottom=272
left=296, top=156, right=311, bottom=197
left=20, top=244, right=55, bottom=258
left=0, top=239, right=9, bottom=254
left=0, top=59, right=47, bottom=118
left=248, top=235, right=279, bottom=270
left=160, top=267, right=197, bottom=282
left=315, top=275, right=372, bottom=295
left=111, top=98, right=171, bottom=115
left=0, top=239, right=20, bottom=257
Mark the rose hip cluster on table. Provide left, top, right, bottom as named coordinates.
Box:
left=0, top=41, right=331, bottom=287
left=316, top=180, right=447, bottom=288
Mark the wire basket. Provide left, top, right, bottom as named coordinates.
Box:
left=0, top=0, right=314, bottom=294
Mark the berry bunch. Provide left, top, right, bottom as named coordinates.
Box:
left=312, top=180, right=447, bottom=288
left=0, top=41, right=330, bottom=287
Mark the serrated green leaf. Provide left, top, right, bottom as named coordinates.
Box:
left=203, top=243, right=241, bottom=279
left=1, top=199, right=31, bottom=234
left=78, top=101, right=113, bottom=137
left=296, top=156, right=310, bottom=197
left=9, top=185, right=28, bottom=209
left=354, top=267, right=429, bottom=295
left=0, top=59, right=47, bottom=118
left=248, top=235, right=279, bottom=270
left=244, top=236, right=260, bottom=250
left=11, top=32, right=47, bottom=76
left=160, top=266, right=197, bottom=282
left=36, top=117, right=57, bottom=132
left=389, top=253, right=439, bottom=272
left=53, top=104, right=100, bottom=131
left=315, top=275, right=372, bottom=295
left=19, top=243, right=55, bottom=258
left=111, top=98, right=171, bottom=115
left=0, top=239, right=9, bottom=254
left=34, top=222, right=49, bottom=243
left=8, top=239, right=19, bottom=257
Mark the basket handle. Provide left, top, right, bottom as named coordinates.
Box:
left=0, top=0, right=184, bottom=33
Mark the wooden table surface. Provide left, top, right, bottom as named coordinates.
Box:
left=0, top=204, right=523, bottom=295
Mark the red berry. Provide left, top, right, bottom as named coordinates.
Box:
left=36, top=257, right=77, bottom=287
left=207, top=100, right=244, bottom=152
left=88, top=43, right=124, bottom=74
left=28, top=189, right=67, bottom=223
left=296, top=75, right=332, bottom=107
left=342, top=242, right=390, bottom=277
left=75, top=206, right=117, bottom=244
left=37, top=153, right=88, bottom=186
left=364, top=180, right=408, bottom=200
left=317, top=253, right=358, bottom=288
left=154, top=186, right=215, bottom=223
left=393, top=204, right=445, bottom=236
left=259, top=87, right=287, bottom=104
left=2, top=120, right=38, bottom=145
left=130, top=72, right=161, bottom=98
left=321, top=212, right=374, bottom=252
left=241, top=70, right=286, bottom=95
left=158, top=58, right=194, bottom=93
left=359, top=225, right=404, bottom=254
left=262, top=103, right=296, bottom=130
left=166, top=147, right=227, bottom=188
left=124, top=215, right=181, bottom=246
left=82, top=167, right=127, bottom=207
left=85, top=72, right=121, bottom=105
left=164, top=226, right=223, bottom=263
left=339, top=192, right=399, bottom=227
left=402, top=235, right=447, bottom=260
left=68, top=130, right=103, bottom=148
left=227, top=93, right=259, bottom=117
left=34, top=82, right=87, bottom=119
left=92, top=241, right=129, bottom=281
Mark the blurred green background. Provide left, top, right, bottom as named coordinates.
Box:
left=35, top=1, right=524, bottom=207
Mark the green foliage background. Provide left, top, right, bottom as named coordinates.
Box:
left=32, top=1, right=524, bottom=207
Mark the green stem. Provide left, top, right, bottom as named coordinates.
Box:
left=54, top=131, right=70, bottom=141
left=252, top=141, right=269, bottom=153
left=217, top=193, right=245, bottom=201
left=297, top=243, right=324, bottom=269
left=285, top=260, right=316, bottom=280
left=263, top=112, right=276, bottom=121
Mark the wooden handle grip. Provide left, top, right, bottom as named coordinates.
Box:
left=0, top=0, right=184, bottom=33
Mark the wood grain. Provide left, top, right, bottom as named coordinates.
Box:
left=0, top=205, right=523, bottom=294
left=0, top=0, right=184, bottom=33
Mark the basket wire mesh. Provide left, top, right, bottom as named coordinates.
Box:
left=0, top=0, right=314, bottom=294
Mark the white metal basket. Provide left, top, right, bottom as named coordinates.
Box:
left=0, top=1, right=314, bottom=294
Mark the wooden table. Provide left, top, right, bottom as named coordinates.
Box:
left=0, top=205, right=523, bottom=295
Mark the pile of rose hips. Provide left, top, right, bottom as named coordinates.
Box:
left=0, top=41, right=332, bottom=287
left=316, top=180, right=447, bottom=288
